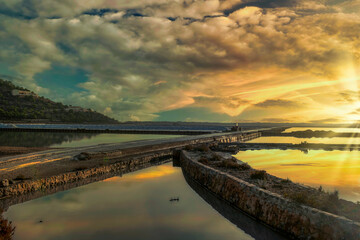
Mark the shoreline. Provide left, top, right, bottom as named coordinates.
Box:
left=0, top=131, right=261, bottom=199
left=180, top=149, right=360, bottom=240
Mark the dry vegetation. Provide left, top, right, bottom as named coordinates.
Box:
left=0, top=210, right=15, bottom=240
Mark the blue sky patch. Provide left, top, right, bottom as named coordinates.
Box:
left=35, top=65, right=89, bottom=98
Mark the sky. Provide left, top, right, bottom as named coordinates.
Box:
left=0, top=0, right=360, bottom=123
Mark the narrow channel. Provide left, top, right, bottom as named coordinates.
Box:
left=2, top=162, right=285, bottom=240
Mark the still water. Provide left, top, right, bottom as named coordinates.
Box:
left=0, top=132, right=181, bottom=148
left=234, top=149, right=360, bottom=202
left=3, top=163, right=285, bottom=240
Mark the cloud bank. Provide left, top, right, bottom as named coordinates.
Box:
left=0, top=0, right=359, bottom=122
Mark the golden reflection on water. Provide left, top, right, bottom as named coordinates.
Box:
left=103, top=165, right=176, bottom=182
left=4, top=163, right=255, bottom=240
left=234, top=150, right=360, bottom=202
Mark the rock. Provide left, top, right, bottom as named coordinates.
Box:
left=1, top=179, right=9, bottom=187
left=73, top=152, right=91, bottom=161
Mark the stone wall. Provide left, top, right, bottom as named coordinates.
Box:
left=180, top=151, right=360, bottom=240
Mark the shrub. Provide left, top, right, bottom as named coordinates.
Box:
left=285, top=192, right=318, bottom=206
left=0, top=209, right=15, bottom=240
left=217, top=159, right=240, bottom=169
left=281, top=178, right=292, bottom=184
left=250, top=170, right=267, bottom=180
left=198, top=157, right=209, bottom=165
left=239, top=163, right=251, bottom=170
left=196, top=144, right=210, bottom=152
left=210, top=153, right=222, bottom=162
left=328, top=190, right=339, bottom=202
left=184, top=145, right=194, bottom=151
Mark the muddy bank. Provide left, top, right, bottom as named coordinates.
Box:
left=180, top=150, right=360, bottom=240
left=0, top=146, right=50, bottom=157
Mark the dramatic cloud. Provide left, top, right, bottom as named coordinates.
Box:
left=0, top=0, right=359, bottom=122
left=255, top=99, right=302, bottom=108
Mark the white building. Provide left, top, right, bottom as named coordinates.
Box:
left=11, top=89, right=38, bottom=97
left=65, top=106, right=89, bottom=112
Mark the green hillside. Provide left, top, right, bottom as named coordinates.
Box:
left=0, top=79, right=118, bottom=123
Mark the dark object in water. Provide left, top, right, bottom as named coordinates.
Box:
left=169, top=197, right=180, bottom=202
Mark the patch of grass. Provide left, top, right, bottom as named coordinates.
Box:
left=284, top=189, right=341, bottom=214
left=285, top=192, right=318, bottom=206
left=13, top=174, right=31, bottom=181
left=250, top=170, right=267, bottom=180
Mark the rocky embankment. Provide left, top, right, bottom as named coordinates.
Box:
left=0, top=150, right=172, bottom=199
left=180, top=147, right=360, bottom=240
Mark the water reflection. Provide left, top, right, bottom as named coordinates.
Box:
left=3, top=163, right=281, bottom=240
left=51, top=134, right=181, bottom=148
left=0, top=132, right=97, bottom=148
left=234, top=149, right=360, bottom=202
left=0, top=132, right=181, bottom=148
left=182, top=171, right=288, bottom=240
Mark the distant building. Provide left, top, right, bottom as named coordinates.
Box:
left=11, top=89, right=38, bottom=97
left=231, top=123, right=242, bottom=132
left=65, top=106, right=89, bottom=112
